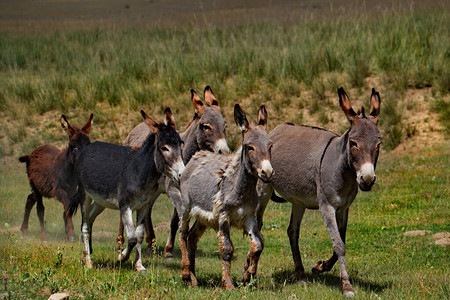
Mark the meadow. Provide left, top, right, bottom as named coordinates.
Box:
left=0, top=1, right=449, bottom=299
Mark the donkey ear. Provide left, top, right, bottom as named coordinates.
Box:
left=204, top=86, right=220, bottom=108
left=338, top=87, right=357, bottom=123
left=257, top=104, right=268, bottom=129
left=141, top=110, right=160, bottom=134
left=60, top=115, right=75, bottom=137
left=369, top=88, right=381, bottom=120
left=163, top=107, right=176, bottom=129
left=234, top=104, right=250, bottom=133
left=81, top=113, right=94, bottom=134
left=191, top=89, right=205, bottom=114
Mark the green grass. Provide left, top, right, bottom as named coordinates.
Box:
left=0, top=142, right=448, bottom=299
left=0, top=10, right=448, bottom=152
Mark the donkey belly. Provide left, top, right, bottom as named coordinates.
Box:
left=269, top=123, right=336, bottom=210
left=87, top=191, right=119, bottom=210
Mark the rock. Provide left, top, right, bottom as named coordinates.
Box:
left=434, top=238, right=450, bottom=246
left=48, top=293, right=69, bottom=300
left=403, top=230, right=431, bottom=237
left=431, top=232, right=450, bottom=240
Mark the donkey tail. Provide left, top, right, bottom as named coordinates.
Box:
left=271, top=191, right=288, bottom=203
left=68, top=188, right=84, bottom=217
left=19, top=155, right=30, bottom=168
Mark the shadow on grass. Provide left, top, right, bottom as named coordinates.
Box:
left=271, top=268, right=391, bottom=294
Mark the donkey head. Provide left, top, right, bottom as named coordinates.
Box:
left=60, top=114, right=94, bottom=164
left=191, top=86, right=229, bottom=155
left=141, top=108, right=185, bottom=186
left=339, top=87, right=382, bottom=191
left=234, top=104, right=274, bottom=183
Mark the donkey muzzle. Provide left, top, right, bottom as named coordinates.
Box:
left=258, top=159, right=274, bottom=183
left=357, top=163, right=376, bottom=191
left=168, top=160, right=185, bottom=186
left=214, top=138, right=230, bottom=154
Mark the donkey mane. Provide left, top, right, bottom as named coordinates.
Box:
left=285, top=122, right=339, bottom=135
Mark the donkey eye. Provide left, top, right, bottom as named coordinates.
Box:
left=350, top=140, right=358, bottom=148
left=268, top=144, right=273, bottom=152
left=201, top=124, right=212, bottom=131
left=161, top=146, right=170, bottom=152
left=247, top=145, right=255, bottom=152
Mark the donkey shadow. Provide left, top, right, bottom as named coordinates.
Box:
left=271, top=268, right=391, bottom=294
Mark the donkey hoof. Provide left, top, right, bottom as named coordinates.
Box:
left=312, top=260, right=325, bottom=274
left=136, top=267, right=147, bottom=274
left=164, top=251, right=174, bottom=259
left=343, top=282, right=355, bottom=297
left=343, top=290, right=355, bottom=298
left=298, top=279, right=308, bottom=285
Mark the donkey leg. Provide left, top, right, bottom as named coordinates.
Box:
left=119, top=206, right=138, bottom=263
left=242, top=216, right=264, bottom=284
left=116, top=216, right=125, bottom=251
left=143, top=193, right=159, bottom=253
left=312, top=208, right=349, bottom=274
left=80, top=194, right=93, bottom=268
left=288, top=204, right=308, bottom=283
left=87, top=201, right=105, bottom=254
left=133, top=208, right=147, bottom=273
left=36, top=194, right=47, bottom=241
left=219, top=218, right=235, bottom=290
left=179, top=212, right=192, bottom=284
left=186, top=221, right=207, bottom=286
left=55, top=188, right=75, bottom=241
left=318, top=204, right=354, bottom=297
left=21, top=193, right=37, bottom=235
left=164, top=207, right=179, bottom=258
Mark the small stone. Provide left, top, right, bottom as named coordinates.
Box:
left=0, top=292, right=10, bottom=300
left=48, top=293, right=69, bottom=300
left=404, top=230, right=431, bottom=237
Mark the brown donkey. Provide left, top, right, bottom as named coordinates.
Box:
left=19, top=114, right=93, bottom=241
left=257, top=88, right=381, bottom=297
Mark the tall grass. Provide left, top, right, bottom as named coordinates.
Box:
left=0, top=10, right=447, bottom=153
left=0, top=11, right=447, bottom=109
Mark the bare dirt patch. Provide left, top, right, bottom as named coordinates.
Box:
left=404, top=230, right=432, bottom=237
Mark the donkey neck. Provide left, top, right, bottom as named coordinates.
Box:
left=319, top=129, right=357, bottom=196
left=224, top=148, right=258, bottom=200
left=133, top=133, right=159, bottom=176
left=180, top=118, right=200, bottom=164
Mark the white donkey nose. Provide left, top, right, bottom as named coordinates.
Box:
left=259, top=159, right=274, bottom=181
left=214, top=138, right=230, bottom=154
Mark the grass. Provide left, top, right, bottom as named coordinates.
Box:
left=0, top=9, right=448, bottom=153
left=0, top=142, right=448, bottom=299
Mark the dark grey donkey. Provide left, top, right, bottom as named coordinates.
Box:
left=69, top=108, right=184, bottom=272
left=257, top=88, right=381, bottom=297
left=119, top=86, right=229, bottom=257
left=178, top=104, right=273, bottom=289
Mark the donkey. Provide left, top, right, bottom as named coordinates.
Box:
left=257, top=88, right=381, bottom=297
left=178, top=104, right=273, bottom=289
left=118, top=86, right=229, bottom=258
left=69, top=108, right=184, bottom=273
left=18, top=114, right=93, bottom=241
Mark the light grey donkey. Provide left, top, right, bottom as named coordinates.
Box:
left=257, top=87, right=382, bottom=297
left=178, top=104, right=274, bottom=289
left=118, top=86, right=229, bottom=257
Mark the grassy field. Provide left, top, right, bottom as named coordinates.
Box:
left=0, top=1, right=449, bottom=299
left=0, top=141, right=448, bottom=299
